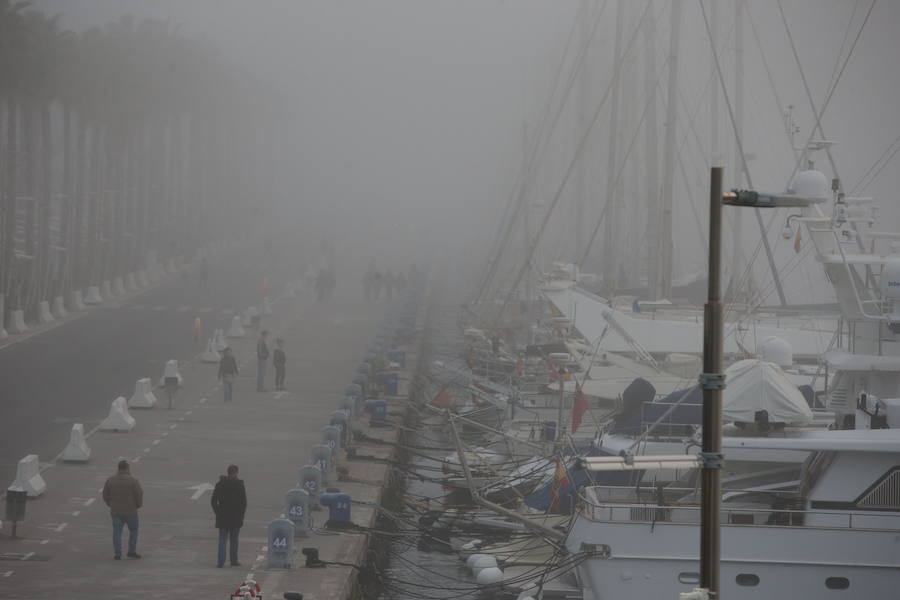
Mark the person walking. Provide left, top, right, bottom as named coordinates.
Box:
left=218, top=347, right=238, bottom=402
left=256, top=330, right=270, bottom=392
left=211, top=464, right=247, bottom=568
left=102, top=460, right=143, bottom=560
left=273, top=338, right=286, bottom=391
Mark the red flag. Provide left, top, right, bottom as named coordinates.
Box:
left=431, top=386, right=454, bottom=408
left=549, top=457, right=570, bottom=512
left=571, top=381, right=588, bottom=433
left=546, top=359, right=559, bottom=382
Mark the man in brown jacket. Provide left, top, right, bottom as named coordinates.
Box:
left=102, top=460, right=144, bottom=560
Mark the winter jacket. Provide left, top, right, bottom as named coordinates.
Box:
left=218, top=355, right=238, bottom=378
left=211, top=475, right=247, bottom=529
left=103, top=471, right=144, bottom=517
left=273, top=348, right=286, bottom=367
left=257, top=339, right=269, bottom=360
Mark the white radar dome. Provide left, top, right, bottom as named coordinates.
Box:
left=758, top=336, right=793, bottom=367
left=471, top=554, right=498, bottom=576
left=466, top=553, right=490, bottom=569
left=791, top=169, right=829, bottom=201
left=476, top=566, right=503, bottom=585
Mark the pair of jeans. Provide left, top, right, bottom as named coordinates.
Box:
left=275, top=365, right=285, bottom=389
left=217, top=527, right=240, bottom=566
left=257, top=359, right=267, bottom=390
left=223, top=379, right=233, bottom=402
left=112, top=514, right=139, bottom=557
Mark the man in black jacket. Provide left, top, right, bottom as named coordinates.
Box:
left=211, top=464, right=247, bottom=567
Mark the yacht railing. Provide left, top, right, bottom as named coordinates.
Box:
left=577, top=485, right=900, bottom=531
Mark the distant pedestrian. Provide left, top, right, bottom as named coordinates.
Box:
left=211, top=464, right=247, bottom=568
left=102, top=460, right=143, bottom=560
left=199, top=257, right=209, bottom=289
left=315, top=268, right=328, bottom=302
left=273, top=338, right=286, bottom=391
left=218, top=347, right=238, bottom=402
left=372, top=270, right=383, bottom=300
left=256, top=330, right=270, bottom=392
left=384, top=269, right=394, bottom=301
left=396, top=271, right=407, bottom=293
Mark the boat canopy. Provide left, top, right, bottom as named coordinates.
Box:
left=723, top=359, right=814, bottom=425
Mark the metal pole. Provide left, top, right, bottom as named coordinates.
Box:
left=557, top=366, right=566, bottom=447
left=700, top=166, right=724, bottom=596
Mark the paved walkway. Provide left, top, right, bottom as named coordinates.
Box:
left=0, top=275, right=417, bottom=599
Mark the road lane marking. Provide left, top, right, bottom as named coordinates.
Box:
left=72, top=511, right=80, bottom=517
left=2, top=571, right=12, bottom=578
left=85, top=498, right=95, bottom=507
left=186, top=410, right=193, bottom=416
left=178, top=417, right=185, bottom=422
left=152, top=440, right=161, bottom=446
left=199, top=307, right=213, bottom=313
left=142, top=448, right=150, bottom=453
left=22, top=553, right=34, bottom=561
left=169, top=424, right=177, bottom=429
left=188, top=483, right=214, bottom=500
left=55, top=523, right=67, bottom=532
left=153, top=306, right=166, bottom=311
left=176, top=306, right=189, bottom=312
left=162, top=432, right=169, bottom=437
left=200, top=398, right=208, bottom=404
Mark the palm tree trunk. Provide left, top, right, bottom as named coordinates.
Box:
left=72, top=113, right=87, bottom=287
left=2, top=96, right=19, bottom=319
left=59, top=103, right=73, bottom=298
left=39, top=101, right=51, bottom=304
left=86, top=123, right=101, bottom=285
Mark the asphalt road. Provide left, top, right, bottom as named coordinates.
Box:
left=0, top=241, right=305, bottom=488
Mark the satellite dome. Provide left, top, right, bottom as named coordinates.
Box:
left=791, top=170, right=829, bottom=201
left=476, top=566, right=503, bottom=585
left=758, top=336, right=793, bottom=367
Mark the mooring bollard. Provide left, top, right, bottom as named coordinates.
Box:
left=321, top=426, right=341, bottom=454
left=310, top=445, right=332, bottom=484
left=298, top=464, right=322, bottom=507
left=267, top=518, right=294, bottom=569
left=330, top=411, right=349, bottom=444
left=319, top=493, right=352, bottom=529
left=285, top=488, right=310, bottom=535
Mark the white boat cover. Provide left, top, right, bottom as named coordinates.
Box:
left=723, top=359, right=813, bottom=425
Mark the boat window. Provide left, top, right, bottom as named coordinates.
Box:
left=678, top=572, right=700, bottom=584
left=825, top=577, right=850, bottom=590
left=736, top=573, right=760, bottom=587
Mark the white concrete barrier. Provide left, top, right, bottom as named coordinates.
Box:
left=201, top=339, right=221, bottom=363
left=158, top=359, right=183, bottom=387
left=283, top=283, right=297, bottom=299
left=136, top=270, right=149, bottom=288
left=9, top=309, right=28, bottom=334
left=84, top=286, right=103, bottom=305
left=52, top=296, right=68, bottom=319
left=61, top=423, right=91, bottom=462
left=165, top=259, right=177, bottom=274
left=128, top=377, right=157, bottom=409
left=71, top=289, right=86, bottom=311
left=99, top=397, right=135, bottom=432
left=9, top=454, right=47, bottom=497
left=213, top=328, right=227, bottom=352
left=227, top=315, right=246, bottom=338
left=101, top=280, right=114, bottom=298
left=125, top=273, right=138, bottom=292
left=261, top=297, right=273, bottom=315
left=38, top=300, right=54, bottom=324
left=113, top=276, right=126, bottom=296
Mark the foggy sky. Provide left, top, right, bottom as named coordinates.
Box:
left=34, top=0, right=900, bottom=300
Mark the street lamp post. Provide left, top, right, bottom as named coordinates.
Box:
left=700, top=167, right=725, bottom=597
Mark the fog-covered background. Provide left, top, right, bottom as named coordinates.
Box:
left=17, top=0, right=900, bottom=305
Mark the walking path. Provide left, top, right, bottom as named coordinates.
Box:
left=0, top=277, right=419, bottom=599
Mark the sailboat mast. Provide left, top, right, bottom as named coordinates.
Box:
left=574, top=0, right=591, bottom=265
left=602, top=0, right=625, bottom=297
left=658, top=0, right=682, bottom=300
left=731, top=0, right=745, bottom=300
left=643, top=4, right=660, bottom=299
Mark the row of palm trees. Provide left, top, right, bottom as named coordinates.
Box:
left=0, top=1, right=275, bottom=327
